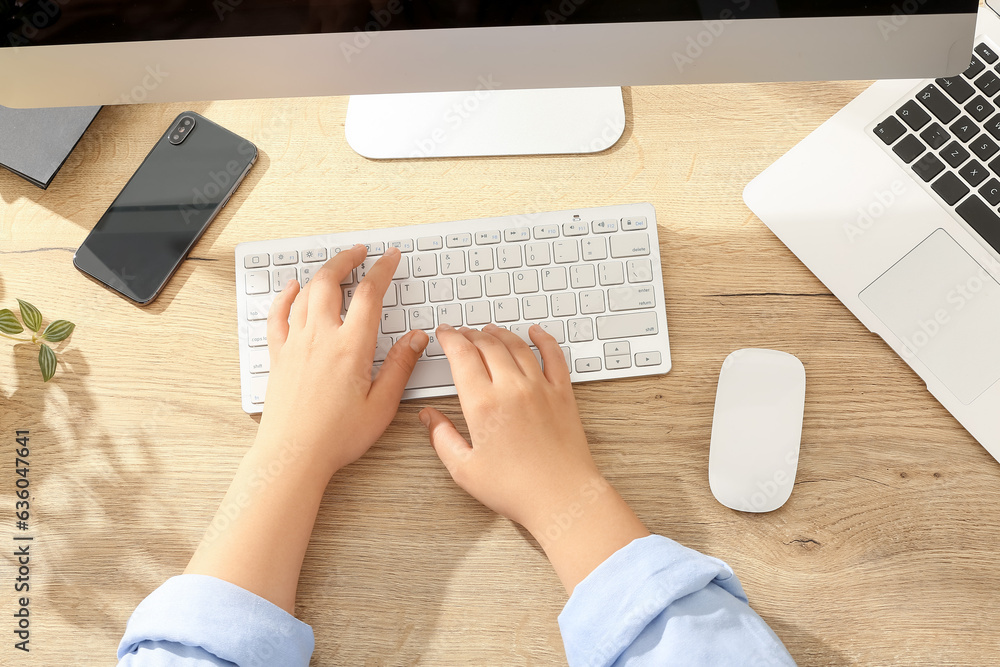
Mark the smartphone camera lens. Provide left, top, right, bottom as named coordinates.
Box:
left=169, top=115, right=196, bottom=145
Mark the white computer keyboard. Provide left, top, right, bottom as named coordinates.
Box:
left=235, top=203, right=671, bottom=414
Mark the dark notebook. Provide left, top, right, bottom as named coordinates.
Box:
left=0, top=105, right=101, bottom=189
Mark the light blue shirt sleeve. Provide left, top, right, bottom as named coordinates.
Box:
left=558, top=534, right=796, bottom=667
left=117, top=574, right=314, bottom=667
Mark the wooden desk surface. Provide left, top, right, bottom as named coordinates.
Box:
left=2, top=84, right=999, bottom=666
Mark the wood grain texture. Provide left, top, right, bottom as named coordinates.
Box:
left=2, top=82, right=999, bottom=665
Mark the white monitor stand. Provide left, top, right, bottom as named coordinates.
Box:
left=345, top=87, right=625, bottom=159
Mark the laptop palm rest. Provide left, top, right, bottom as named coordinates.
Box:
left=859, top=229, right=1000, bottom=405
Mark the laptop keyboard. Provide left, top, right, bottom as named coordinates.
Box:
left=233, top=203, right=671, bottom=415
left=872, top=40, right=1000, bottom=255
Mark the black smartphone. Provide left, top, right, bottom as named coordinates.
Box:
left=74, top=112, right=257, bottom=305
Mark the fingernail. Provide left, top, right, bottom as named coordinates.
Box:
left=418, top=409, right=430, bottom=427
left=409, top=329, right=428, bottom=352
left=438, top=322, right=453, bottom=331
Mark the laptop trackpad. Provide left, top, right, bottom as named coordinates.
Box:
left=859, top=229, right=1000, bottom=405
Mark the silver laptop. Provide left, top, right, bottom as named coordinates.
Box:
left=745, top=3, right=1000, bottom=462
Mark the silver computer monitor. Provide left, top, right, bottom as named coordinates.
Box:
left=0, top=1, right=980, bottom=157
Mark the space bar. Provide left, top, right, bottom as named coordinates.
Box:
left=405, top=358, right=455, bottom=390
left=955, top=195, right=1000, bottom=253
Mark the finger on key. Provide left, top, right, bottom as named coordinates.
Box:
left=437, top=323, right=492, bottom=392
left=529, top=324, right=570, bottom=386
left=267, top=279, right=300, bottom=361
left=343, top=247, right=401, bottom=340
left=484, top=323, right=544, bottom=378
left=463, top=325, right=522, bottom=379
left=306, top=244, right=366, bottom=325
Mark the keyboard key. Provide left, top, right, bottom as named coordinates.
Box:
left=466, top=301, right=491, bottom=325
left=553, top=239, right=579, bottom=263
left=513, top=269, right=539, bottom=294
left=382, top=283, right=397, bottom=307
left=428, top=278, right=454, bottom=302
left=610, top=232, right=651, bottom=258
left=976, top=43, right=998, bottom=64
left=608, top=285, right=656, bottom=311
left=563, top=219, right=589, bottom=236
left=627, top=259, right=654, bottom=283
left=248, top=348, right=270, bottom=374
left=273, top=251, right=298, bottom=266
left=301, top=265, right=319, bottom=286
left=983, top=113, right=1000, bottom=141
left=598, top=262, right=625, bottom=285
left=494, top=298, right=519, bottom=322
left=245, top=270, right=270, bottom=295
left=579, top=290, right=606, bottom=314
left=408, top=307, right=434, bottom=330
left=605, top=354, right=632, bottom=370
left=440, top=251, right=465, bottom=275
left=582, top=237, right=608, bottom=261
left=940, top=140, right=970, bottom=168
left=896, top=100, right=931, bottom=131
left=959, top=159, right=989, bottom=186
left=950, top=115, right=978, bottom=142
left=272, top=267, right=297, bottom=291
left=891, top=135, right=924, bottom=163
left=244, top=253, right=269, bottom=269
left=568, top=318, right=594, bottom=342
left=635, top=351, right=662, bottom=367
left=532, top=225, right=559, bottom=239
left=485, top=273, right=511, bottom=297
left=551, top=292, right=577, bottom=316
left=525, top=242, right=551, bottom=266
left=302, top=248, right=327, bottom=263
left=936, top=75, right=975, bottom=104
left=964, top=55, right=986, bottom=79
left=424, top=333, right=445, bottom=357
left=931, top=172, right=970, bottom=205
left=873, top=116, right=906, bottom=145
left=399, top=281, right=426, bottom=305
left=916, top=84, right=959, bottom=122
left=621, top=216, right=648, bottom=230
left=990, top=155, right=1000, bottom=175
left=956, top=194, right=1000, bottom=252
left=417, top=235, right=443, bottom=251
left=412, top=254, right=437, bottom=277
left=364, top=242, right=385, bottom=255
left=570, top=264, right=597, bottom=288
left=604, top=341, right=630, bottom=357
left=541, top=266, right=568, bottom=291
left=496, top=245, right=522, bottom=269
left=972, top=135, right=1000, bottom=161
left=381, top=309, right=406, bottom=334
left=592, top=219, right=618, bottom=233
left=248, top=322, right=268, bottom=347
left=456, top=275, right=482, bottom=299
left=919, top=123, right=949, bottom=150
left=476, top=230, right=501, bottom=244
left=468, top=247, right=493, bottom=271
left=503, top=228, right=531, bottom=242
left=596, top=312, right=659, bottom=339
left=522, top=295, right=548, bottom=319
left=249, top=376, right=268, bottom=404
left=979, top=178, right=1000, bottom=206
left=539, top=320, right=565, bottom=344
left=392, top=256, right=409, bottom=280
left=246, top=296, right=272, bottom=320
left=445, top=233, right=472, bottom=248
left=404, top=359, right=455, bottom=390
left=437, top=304, right=463, bottom=327
left=911, top=153, right=944, bottom=182
left=965, top=95, right=995, bottom=121
left=576, top=357, right=601, bottom=373
left=975, top=71, right=1000, bottom=97
left=374, top=336, right=393, bottom=362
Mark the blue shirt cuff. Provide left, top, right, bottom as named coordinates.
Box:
left=117, top=574, right=314, bottom=667
left=558, top=534, right=753, bottom=667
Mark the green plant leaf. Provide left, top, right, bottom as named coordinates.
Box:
left=17, top=299, right=42, bottom=332
left=0, top=309, right=23, bottom=334
left=38, top=343, right=56, bottom=382
left=41, top=320, right=75, bottom=343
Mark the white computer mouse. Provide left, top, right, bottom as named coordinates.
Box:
left=708, top=348, right=805, bottom=513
